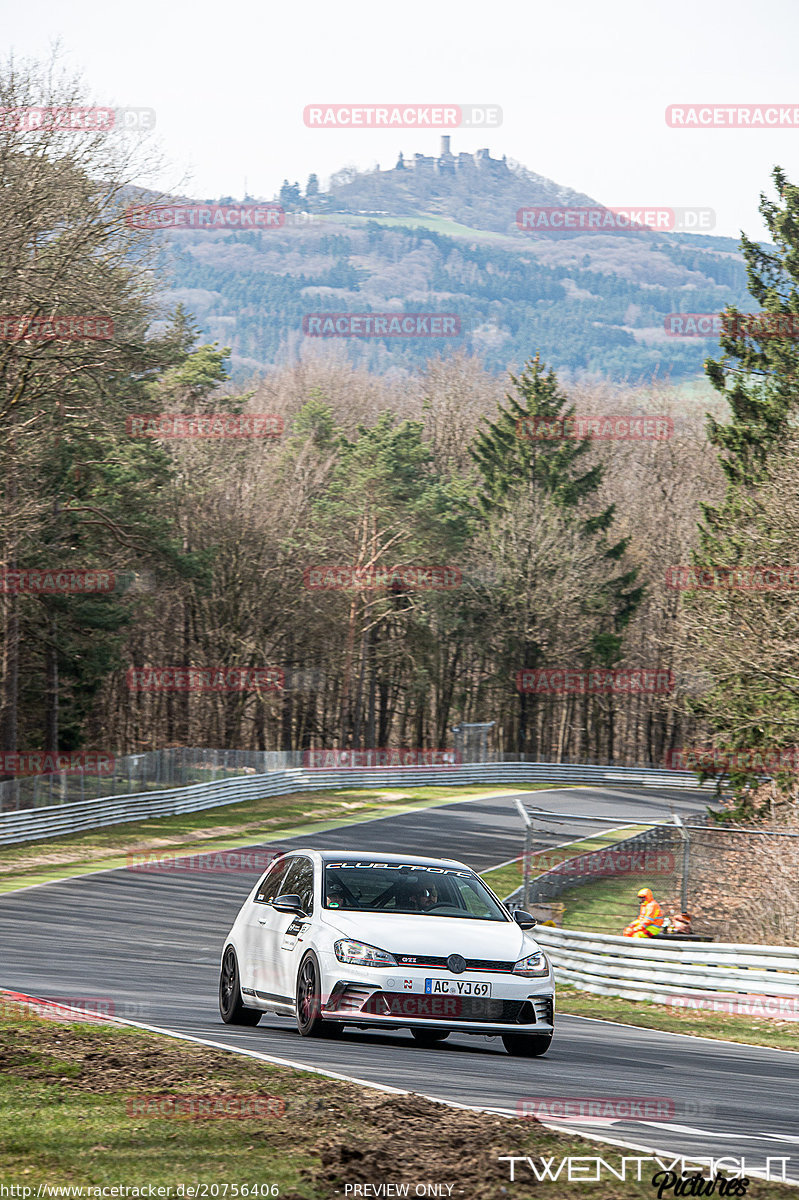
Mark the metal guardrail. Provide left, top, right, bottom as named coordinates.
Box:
left=0, top=760, right=714, bottom=847
left=532, top=924, right=799, bottom=1005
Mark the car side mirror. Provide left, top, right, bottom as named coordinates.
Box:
left=513, top=910, right=537, bottom=929
left=272, top=894, right=306, bottom=915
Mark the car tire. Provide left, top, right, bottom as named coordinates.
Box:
left=296, top=952, right=337, bottom=1038
left=410, top=1028, right=450, bottom=1045
left=501, top=1032, right=553, bottom=1057
left=219, top=946, right=262, bottom=1026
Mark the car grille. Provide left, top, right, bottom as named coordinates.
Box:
left=363, top=992, right=537, bottom=1024
left=391, top=955, right=515, bottom=973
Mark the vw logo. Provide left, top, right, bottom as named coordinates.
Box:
left=447, top=953, right=466, bottom=974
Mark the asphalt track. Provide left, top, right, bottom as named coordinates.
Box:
left=1, top=785, right=797, bottom=1182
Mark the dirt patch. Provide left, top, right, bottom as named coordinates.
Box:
left=313, top=1094, right=535, bottom=1199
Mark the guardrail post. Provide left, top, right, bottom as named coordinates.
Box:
left=514, top=798, right=533, bottom=909
left=673, top=814, right=690, bottom=912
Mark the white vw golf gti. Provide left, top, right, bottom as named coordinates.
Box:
left=219, top=850, right=555, bottom=1055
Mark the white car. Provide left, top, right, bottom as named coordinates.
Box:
left=219, top=849, right=555, bottom=1056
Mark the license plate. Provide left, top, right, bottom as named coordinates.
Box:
left=424, top=979, right=492, bottom=997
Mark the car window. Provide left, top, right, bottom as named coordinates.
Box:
left=255, top=858, right=289, bottom=904
left=279, top=856, right=314, bottom=915
left=323, top=862, right=508, bottom=921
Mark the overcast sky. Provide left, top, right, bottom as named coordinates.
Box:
left=6, top=0, right=799, bottom=240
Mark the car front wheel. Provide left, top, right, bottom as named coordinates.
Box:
left=296, top=952, right=340, bottom=1037
left=219, top=946, right=261, bottom=1026
left=501, top=1032, right=552, bottom=1057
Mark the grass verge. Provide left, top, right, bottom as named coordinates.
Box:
left=0, top=1000, right=793, bottom=1197
left=0, top=784, right=556, bottom=894
left=556, top=983, right=799, bottom=1052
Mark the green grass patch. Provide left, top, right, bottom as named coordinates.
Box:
left=480, top=825, right=645, bottom=902
left=0, top=784, right=557, bottom=894
left=558, top=872, right=668, bottom=934
left=556, top=983, right=799, bottom=1053
left=1, top=1002, right=793, bottom=1197
left=324, top=211, right=512, bottom=241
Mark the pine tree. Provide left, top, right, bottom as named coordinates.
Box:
left=469, top=355, right=641, bottom=755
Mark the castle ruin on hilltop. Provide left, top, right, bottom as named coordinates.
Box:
left=394, top=136, right=506, bottom=174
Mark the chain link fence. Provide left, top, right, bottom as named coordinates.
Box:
left=509, top=804, right=799, bottom=946
left=0, top=748, right=307, bottom=813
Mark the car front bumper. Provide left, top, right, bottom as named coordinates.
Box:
left=318, top=958, right=555, bottom=1035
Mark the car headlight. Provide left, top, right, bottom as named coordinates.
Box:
left=513, top=951, right=550, bottom=978
left=334, top=939, right=397, bottom=967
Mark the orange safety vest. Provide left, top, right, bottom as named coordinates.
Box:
left=630, top=889, right=663, bottom=935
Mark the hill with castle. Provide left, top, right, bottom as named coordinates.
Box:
left=301, top=137, right=599, bottom=234
left=157, top=139, right=750, bottom=382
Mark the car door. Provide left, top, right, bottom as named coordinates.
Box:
left=240, top=857, right=290, bottom=997
left=271, top=856, right=316, bottom=1002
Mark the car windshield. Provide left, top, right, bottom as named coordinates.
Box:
left=323, top=861, right=509, bottom=921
